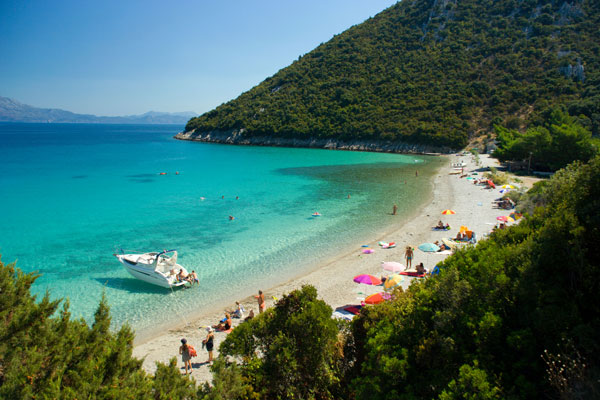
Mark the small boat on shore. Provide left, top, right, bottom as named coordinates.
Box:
left=114, top=249, right=190, bottom=288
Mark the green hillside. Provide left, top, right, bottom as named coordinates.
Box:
left=184, top=0, right=599, bottom=150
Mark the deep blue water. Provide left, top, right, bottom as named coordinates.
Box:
left=0, top=123, right=438, bottom=336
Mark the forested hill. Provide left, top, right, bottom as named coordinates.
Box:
left=181, top=0, right=599, bottom=151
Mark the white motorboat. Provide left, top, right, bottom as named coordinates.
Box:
left=115, top=249, right=190, bottom=288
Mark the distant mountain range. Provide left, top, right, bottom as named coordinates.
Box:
left=0, top=96, right=197, bottom=124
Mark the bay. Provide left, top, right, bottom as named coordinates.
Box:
left=0, top=123, right=438, bottom=336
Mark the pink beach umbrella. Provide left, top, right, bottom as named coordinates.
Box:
left=381, top=261, right=405, bottom=273
left=353, top=274, right=382, bottom=285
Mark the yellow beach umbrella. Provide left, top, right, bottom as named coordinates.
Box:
left=384, top=274, right=404, bottom=290
left=441, top=209, right=456, bottom=215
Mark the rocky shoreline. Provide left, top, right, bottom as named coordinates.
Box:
left=174, top=129, right=456, bottom=155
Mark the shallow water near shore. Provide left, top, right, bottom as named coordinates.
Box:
left=0, top=123, right=439, bottom=337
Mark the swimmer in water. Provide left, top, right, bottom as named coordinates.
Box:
left=229, top=216, right=235, bottom=220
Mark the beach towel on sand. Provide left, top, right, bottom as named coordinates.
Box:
left=399, top=271, right=427, bottom=278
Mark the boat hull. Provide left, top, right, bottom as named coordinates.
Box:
left=117, top=255, right=189, bottom=289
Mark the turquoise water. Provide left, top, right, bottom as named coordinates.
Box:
left=0, top=123, right=438, bottom=336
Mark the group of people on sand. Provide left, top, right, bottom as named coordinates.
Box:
left=495, top=198, right=515, bottom=210
left=398, top=246, right=429, bottom=275
left=177, top=289, right=266, bottom=376
left=433, top=240, right=452, bottom=251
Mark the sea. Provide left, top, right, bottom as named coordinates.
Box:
left=0, top=123, right=440, bottom=338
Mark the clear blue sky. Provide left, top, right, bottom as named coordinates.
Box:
left=0, top=0, right=397, bottom=116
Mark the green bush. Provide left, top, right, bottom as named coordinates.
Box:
left=0, top=259, right=196, bottom=399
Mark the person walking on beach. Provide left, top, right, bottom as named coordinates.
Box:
left=179, top=338, right=192, bottom=375
left=405, top=246, right=414, bottom=270
left=392, top=204, right=398, bottom=215
left=256, top=290, right=265, bottom=313
left=415, top=170, right=418, bottom=177
left=202, top=327, right=215, bottom=363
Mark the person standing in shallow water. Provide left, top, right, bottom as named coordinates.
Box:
left=392, top=204, right=398, bottom=215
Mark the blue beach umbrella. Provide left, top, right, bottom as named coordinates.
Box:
left=418, top=243, right=440, bottom=252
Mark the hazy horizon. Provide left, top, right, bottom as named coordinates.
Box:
left=1, top=1, right=397, bottom=117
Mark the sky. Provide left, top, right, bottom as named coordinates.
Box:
left=0, top=0, right=398, bottom=116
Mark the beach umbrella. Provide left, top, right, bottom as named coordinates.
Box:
left=364, top=292, right=390, bottom=305
left=509, top=212, right=522, bottom=220
left=418, top=243, right=440, bottom=252
left=442, top=238, right=457, bottom=250
left=381, top=261, right=404, bottom=273
left=441, top=209, right=456, bottom=215
left=384, top=274, right=403, bottom=290
left=353, top=274, right=382, bottom=285
left=501, top=184, right=515, bottom=189
left=497, top=216, right=515, bottom=223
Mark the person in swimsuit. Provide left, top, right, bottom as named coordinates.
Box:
left=213, top=313, right=232, bottom=331
left=405, top=246, right=414, bottom=270
left=203, top=327, right=214, bottom=363
left=256, top=290, right=265, bottom=313
left=179, top=338, right=192, bottom=375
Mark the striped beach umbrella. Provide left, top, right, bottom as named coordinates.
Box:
left=384, top=274, right=404, bottom=290
left=353, top=274, right=382, bottom=285
left=441, top=209, right=456, bottom=215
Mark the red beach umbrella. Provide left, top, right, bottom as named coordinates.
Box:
left=364, top=292, right=390, bottom=305
left=441, top=209, right=456, bottom=215
left=353, top=274, right=382, bottom=285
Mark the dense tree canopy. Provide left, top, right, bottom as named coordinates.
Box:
left=0, top=260, right=196, bottom=399
left=346, top=156, right=600, bottom=399
left=185, top=0, right=600, bottom=150
left=494, top=107, right=597, bottom=171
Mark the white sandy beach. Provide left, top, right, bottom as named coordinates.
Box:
left=132, top=153, right=526, bottom=383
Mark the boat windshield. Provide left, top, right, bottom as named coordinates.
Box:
left=153, top=250, right=178, bottom=271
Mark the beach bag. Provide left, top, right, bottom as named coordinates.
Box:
left=188, top=345, right=197, bottom=357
